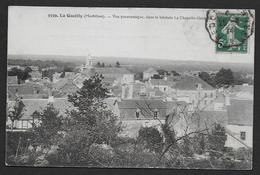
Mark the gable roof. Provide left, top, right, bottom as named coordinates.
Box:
left=150, top=78, right=175, bottom=86
left=227, top=99, right=253, bottom=126
left=118, top=99, right=177, bottom=120
left=173, top=76, right=214, bottom=90
left=10, top=98, right=75, bottom=120
left=8, top=83, right=48, bottom=97
left=118, top=99, right=168, bottom=110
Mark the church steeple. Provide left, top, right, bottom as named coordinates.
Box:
left=85, top=53, right=93, bottom=68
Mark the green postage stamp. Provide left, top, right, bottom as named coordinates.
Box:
left=206, top=10, right=254, bottom=53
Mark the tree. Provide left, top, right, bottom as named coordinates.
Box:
left=171, top=70, right=180, bottom=76
left=8, top=97, right=25, bottom=130
left=96, top=62, right=101, bottom=68
left=101, top=62, right=105, bottom=68
left=58, top=73, right=121, bottom=165
left=215, top=68, right=234, bottom=87
left=116, top=61, right=120, bottom=67
left=199, top=72, right=216, bottom=87
left=31, top=103, right=63, bottom=148
left=151, top=74, right=162, bottom=79
left=8, top=67, right=31, bottom=83
left=208, top=123, right=227, bottom=158
left=157, top=69, right=170, bottom=76
left=137, top=127, right=164, bottom=153
left=59, top=71, right=65, bottom=78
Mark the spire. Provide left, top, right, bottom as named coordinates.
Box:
left=85, top=53, right=93, bottom=68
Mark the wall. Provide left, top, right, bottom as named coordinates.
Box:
left=225, top=124, right=253, bottom=149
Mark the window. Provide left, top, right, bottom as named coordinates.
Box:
left=164, top=87, right=166, bottom=91
left=154, top=109, right=158, bottom=119
left=136, top=109, right=140, bottom=119
left=205, top=93, right=207, bottom=98
left=240, top=131, right=246, bottom=140
left=210, top=93, right=213, bottom=98
left=22, top=121, right=28, bottom=129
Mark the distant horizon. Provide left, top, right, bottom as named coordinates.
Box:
left=7, top=53, right=254, bottom=65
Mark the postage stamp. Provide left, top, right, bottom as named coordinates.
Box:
left=205, top=9, right=254, bottom=53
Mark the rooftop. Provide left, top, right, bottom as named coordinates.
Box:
left=227, top=99, right=253, bottom=126
left=8, top=98, right=75, bottom=120
left=173, top=76, right=214, bottom=90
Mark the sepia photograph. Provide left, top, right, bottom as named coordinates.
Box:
left=6, top=6, right=254, bottom=169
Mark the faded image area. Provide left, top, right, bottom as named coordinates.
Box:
left=6, top=7, right=254, bottom=169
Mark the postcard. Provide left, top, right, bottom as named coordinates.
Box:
left=6, top=6, right=254, bottom=169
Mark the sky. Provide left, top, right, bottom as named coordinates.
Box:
left=8, top=6, right=255, bottom=63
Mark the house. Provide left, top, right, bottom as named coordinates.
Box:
left=6, top=97, right=74, bottom=130
left=94, top=67, right=134, bottom=84
left=143, top=67, right=158, bottom=80
left=7, top=76, right=18, bottom=84
left=29, top=71, right=42, bottom=81
left=225, top=99, right=253, bottom=149
left=52, top=78, right=79, bottom=97
left=117, top=99, right=177, bottom=138
left=149, top=78, right=175, bottom=92
left=120, top=81, right=165, bottom=100
left=168, top=109, right=228, bottom=138
left=7, top=83, right=49, bottom=100
left=172, top=76, right=216, bottom=111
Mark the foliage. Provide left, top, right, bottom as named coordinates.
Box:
left=208, top=123, right=227, bottom=158
left=199, top=71, right=216, bottom=87
left=157, top=69, right=170, bottom=76
left=60, top=71, right=65, bottom=78
left=171, top=70, right=180, bottom=76
left=31, top=104, right=63, bottom=147
left=215, top=68, right=234, bottom=87
left=7, top=97, right=25, bottom=130
left=116, top=61, right=120, bottom=67
left=8, top=58, right=76, bottom=71
left=6, top=131, right=35, bottom=165
left=233, top=71, right=253, bottom=85
left=57, top=73, right=122, bottom=165
left=151, top=74, right=162, bottom=79
left=137, top=127, right=164, bottom=153
left=95, top=62, right=105, bottom=68
left=8, top=67, right=32, bottom=83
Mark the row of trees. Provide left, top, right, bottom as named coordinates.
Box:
left=8, top=59, right=76, bottom=70
left=95, top=61, right=121, bottom=68
left=8, top=67, right=33, bottom=84
left=199, top=68, right=253, bottom=88
left=6, top=74, right=252, bottom=168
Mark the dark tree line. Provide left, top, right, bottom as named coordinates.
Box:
left=199, top=68, right=253, bottom=88
left=8, top=59, right=76, bottom=70
left=8, top=67, right=32, bottom=83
